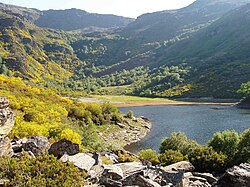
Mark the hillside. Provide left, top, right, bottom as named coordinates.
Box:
left=0, top=0, right=250, bottom=98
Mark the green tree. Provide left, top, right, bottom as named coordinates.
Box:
left=138, top=149, right=160, bottom=165
left=208, top=130, right=239, bottom=158
left=188, top=146, right=227, bottom=173
left=236, top=128, right=250, bottom=163
left=158, top=150, right=186, bottom=166
left=160, top=132, right=198, bottom=155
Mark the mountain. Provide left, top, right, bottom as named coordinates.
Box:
left=0, top=3, right=134, bottom=31
left=120, top=0, right=250, bottom=43
left=1, top=0, right=250, bottom=98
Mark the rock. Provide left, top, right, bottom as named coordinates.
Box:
left=192, top=172, right=217, bottom=184
left=116, top=122, right=125, bottom=128
left=88, top=165, right=105, bottom=182
left=103, top=165, right=124, bottom=180
left=0, top=137, right=13, bottom=156
left=163, top=161, right=195, bottom=172
left=11, top=138, right=28, bottom=153
left=22, top=135, right=51, bottom=156
left=60, top=153, right=95, bottom=172
left=217, top=163, right=250, bottom=187
left=0, top=97, right=15, bottom=139
left=99, top=177, right=122, bottom=187
left=115, top=162, right=147, bottom=178
left=48, top=138, right=79, bottom=158
left=123, top=174, right=161, bottom=187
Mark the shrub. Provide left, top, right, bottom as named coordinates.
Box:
left=160, top=132, right=198, bottom=155
left=188, top=146, right=227, bottom=173
left=0, top=153, right=86, bottom=186
left=158, top=150, right=186, bottom=166
left=236, top=128, right=250, bottom=163
left=208, top=130, right=239, bottom=158
left=138, top=149, right=160, bottom=165
left=126, top=110, right=134, bottom=119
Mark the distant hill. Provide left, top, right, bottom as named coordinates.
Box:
left=0, top=3, right=134, bottom=31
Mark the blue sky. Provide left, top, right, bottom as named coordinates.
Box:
left=0, top=0, right=196, bottom=18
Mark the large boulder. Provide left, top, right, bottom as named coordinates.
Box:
left=217, top=163, right=250, bottom=187
left=22, top=135, right=51, bottom=156
left=0, top=97, right=15, bottom=139
left=60, top=153, right=96, bottom=172
left=48, top=138, right=79, bottom=158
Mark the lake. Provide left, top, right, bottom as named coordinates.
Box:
left=119, top=105, right=250, bottom=153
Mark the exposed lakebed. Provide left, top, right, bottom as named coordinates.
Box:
left=120, top=105, right=250, bottom=153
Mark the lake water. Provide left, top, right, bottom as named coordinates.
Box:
left=119, top=105, right=250, bottom=153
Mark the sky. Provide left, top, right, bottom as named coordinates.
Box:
left=0, top=0, right=196, bottom=18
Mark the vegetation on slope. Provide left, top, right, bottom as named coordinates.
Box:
left=0, top=74, right=125, bottom=150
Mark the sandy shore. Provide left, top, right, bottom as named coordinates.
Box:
left=78, top=97, right=237, bottom=107
left=116, top=101, right=237, bottom=107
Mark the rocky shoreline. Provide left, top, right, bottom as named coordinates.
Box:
left=98, top=116, right=151, bottom=149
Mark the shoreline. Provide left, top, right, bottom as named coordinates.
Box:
left=115, top=101, right=237, bottom=108
left=77, top=96, right=238, bottom=108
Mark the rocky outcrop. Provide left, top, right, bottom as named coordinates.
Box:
left=217, top=163, right=250, bottom=187
left=0, top=97, right=15, bottom=157
left=48, top=138, right=79, bottom=158
left=0, top=97, right=15, bottom=139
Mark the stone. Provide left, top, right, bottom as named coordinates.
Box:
left=217, top=163, right=250, bottom=187
left=22, top=135, right=50, bottom=156
left=116, top=122, right=125, bottom=128
left=123, top=174, right=161, bottom=187
left=88, top=165, right=105, bottom=181
left=163, top=161, right=195, bottom=172
left=103, top=164, right=124, bottom=180
left=60, top=153, right=95, bottom=172
left=192, top=172, right=217, bottom=184
left=115, top=162, right=147, bottom=178
left=99, top=177, right=122, bottom=187
left=0, top=137, right=13, bottom=156
left=48, top=138, right=79, bottom=158
left=0, top=97, right=15, bottom=139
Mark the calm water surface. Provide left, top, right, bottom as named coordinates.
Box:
left=119, top=105, right=250, bottom=153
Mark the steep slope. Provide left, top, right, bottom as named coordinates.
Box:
left=120, top=0, right=250, bottom=43
left=152, top=3, right=250, bottom=97
left=0, top=8, right=83, bottom=88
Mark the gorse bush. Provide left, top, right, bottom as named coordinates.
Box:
left=0, top=153, right=86, bottom=187
left=0, top=74, right=120, bottom=150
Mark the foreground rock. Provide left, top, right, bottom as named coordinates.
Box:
left=60, top=153, right=96, bottom=172
left=22, top=135, right=51, bottom=156
left=0, top=97, right=15, bottom=156
left=0, top=97, right=15, bottom=139
left=163, top=161, right=195, bottom=172
left=49, top=138, right=79, bottom=158
left=217, top=163, right=250, bottom=187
